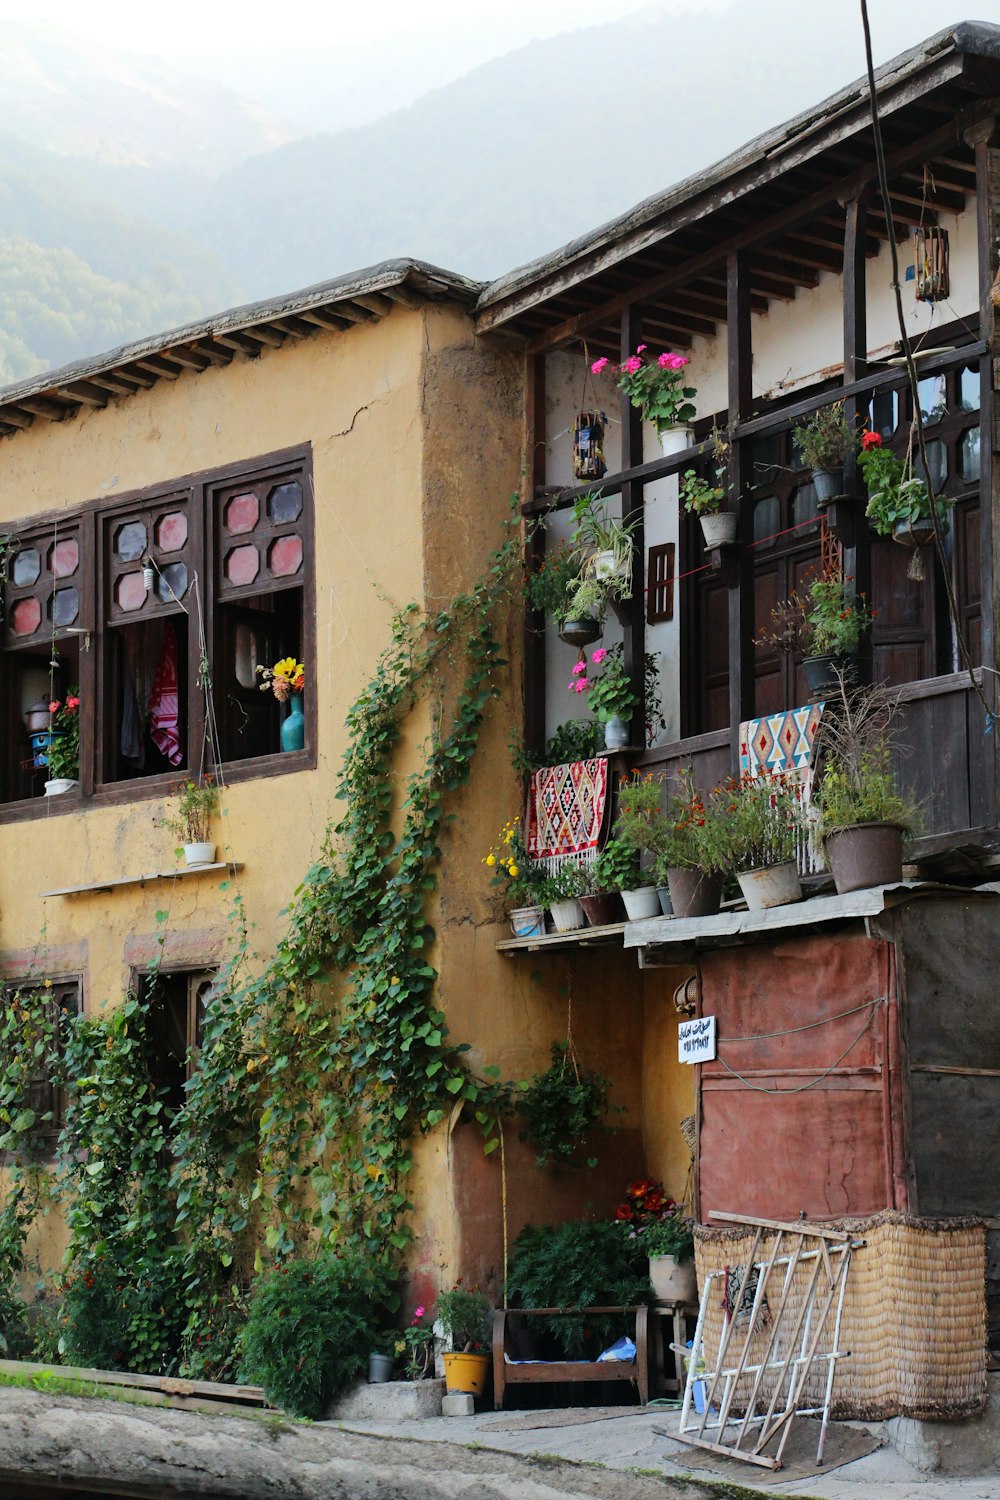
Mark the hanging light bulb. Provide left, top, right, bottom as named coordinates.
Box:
left=143, top=558, right=155, bottom=593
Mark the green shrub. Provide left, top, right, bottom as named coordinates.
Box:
left=518, top=1042, right=611, bottom=1172
left=506, top=1220, right=651, bottom=1358
left=60, top=1252, right=188, bottom=1374
left=238, top=1253, right=395, bottom=1418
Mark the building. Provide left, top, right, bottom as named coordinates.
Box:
left=0, top=20, right=997, bottom=1412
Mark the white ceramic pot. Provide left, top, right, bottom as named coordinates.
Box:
left=549, top=897, right=585, bottom=933
left=43, top=778, right=78, bottom=796
left=699, top=512, right=738, bottom=548
left=604, top=713, right=629, bottom=751
left=649, top=1254, right=698, bottom=1302
left=622, top=887, right=662, bottom=921
left=184, top=841, right=216, bottom=867
left=593, top=549, right=619, bottom=581
left=658, top=425, right=694, bottom=457
left=509, top=905, right=545, bottom=938
left=737, top=860, right=802, bottom=911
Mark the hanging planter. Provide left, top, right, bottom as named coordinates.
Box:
left=572, top=410, right=606, bottom=481
left=659, top=424, right=694, bottom=458
left=699, top=512, right=738, bottom=549
left=558, top=615, right=602, bottom=649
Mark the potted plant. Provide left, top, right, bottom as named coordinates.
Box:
left=560, top=577, right=606, bottom=648
left=613, top=772, right=669, bottom=920
left=519, top=1040, right=612, bottom=1171
left=592, top=348, right=697, bottom=454
left=393, top=1304, right=435, bottom=1381
left=792, top=401, right=856, bottom=501
left=815, top=677, right=917, bottom=893
left=367, top=1331, right=397, bottom=1384
left=570, top=645, right=637, bottom=750
left=569, top=492, right=639, bottom=601
left=715, top=773, right=806, bottom=911
left=41, top=690, right=81, bottom=795
left=256, top=656, right=306, bottom=751
left=654, top=772, right=729, bottom=919
left=756, top=570, right=874, bottom=700
left=158, top=777, right=221, bottom=866
left=579, top=838, right=633, bottom=927
left=485, top=819, right=548, bottom=937
left=436, top=1283, right=491, bottom=1396
left=539, top=862, right=589, bottom=933
left=525, top=544, right=584, bottom=625
left=858, top=430, right=951, bottom=580
left=616, top=1179, right=696, bottom=1302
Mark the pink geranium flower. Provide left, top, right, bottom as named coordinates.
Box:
left=658, top=351, right=688, bottom=370
left=591, top=647, right=608, bottom=664
left=636, top=344, right=647, bottom=354
left=623, top=355, right=642, bottom=374
left=570, top=678, right=589, bottom=693
left=571, top=660, right=587, bottom=675
left=591, top=357, right=609, bottom=374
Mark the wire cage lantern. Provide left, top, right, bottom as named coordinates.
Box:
left=572, top=410, right=607, bottom=481
left=913, top=226, right=949, bottom=303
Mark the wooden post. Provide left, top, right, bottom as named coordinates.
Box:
left=968, top=118, right=1000, bottom=832
left=727, top=249, right=755, bottom=768
left=523, top=353, right=547, bottom=760
left=621, top=305, right=646, bottom=747
left=841, top=193, right=871, bottom=677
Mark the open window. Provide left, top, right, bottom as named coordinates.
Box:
left=143, top=969, right=215, bottom=1118
left=1, top=978, right=81, bottom=1156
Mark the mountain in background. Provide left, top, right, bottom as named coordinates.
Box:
left=0, top=0, right=974, bottom=381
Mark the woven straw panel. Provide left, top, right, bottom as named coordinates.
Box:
left=694, top=1212, right=987, bottom=1420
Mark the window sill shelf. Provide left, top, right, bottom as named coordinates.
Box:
left=40, top=861, right=243, bottom=899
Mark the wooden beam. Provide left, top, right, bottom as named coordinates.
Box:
left=382, top=284, right=425, bottom=309
left=17, top=396, right=74, bottom=421
left=268, top=318, right=314, bottom=339
left=235, top=324, right=285, bottom=348
left=190, top=341, right=234, bottom=367
left=518, top=116, right=964, bottom=353
left=212, top=332, right=263, bottom=356
left=0, top=407, right=34, bottom=429
left=842, top=193, right=871, bottom=665
left=96, top=368, right=156, bottom=391
left=524, top=354, right=547, bottom=759
left=162, top=346, right=213, bottom=369
left=327, top=302, right=375, bottom=324
left=132, top=356, right=182, bottom=380
left=621, top=305, right=645, bottom=748
left=349, top=292, right=395, bottom=315
left=750, top=269, right=812, bottom=300
left=54, top=381, right=109, bottom=407
left=297, top=308, right=352, bottom=331
left=728, top=248, right=755, bottom=765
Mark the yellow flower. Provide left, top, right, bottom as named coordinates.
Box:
left=508, top=864, right=519, bottom=878
left=486, top=854, right=496, bottom=867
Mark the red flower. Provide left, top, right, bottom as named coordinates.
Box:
left=615, top=1203, right=635, bottom=1222
left=644, top=1188, right=665, bottom=1213
left=627, top=1179, right=653, bottom=1200
left=861, top=430, right=882, bottom=450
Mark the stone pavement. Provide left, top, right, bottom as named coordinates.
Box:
left=334, top=1403, right=1000, bottom=1499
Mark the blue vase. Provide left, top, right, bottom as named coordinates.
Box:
left=280, top=691, right=305, bottom=752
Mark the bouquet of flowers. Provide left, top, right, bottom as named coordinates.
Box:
left=256, top=656, right=305, bottom=701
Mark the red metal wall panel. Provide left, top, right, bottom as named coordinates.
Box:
left=697, top=930, right=904, bottom=1223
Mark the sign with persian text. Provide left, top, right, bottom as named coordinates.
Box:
left=678, top=1015, right=716, bottom=1064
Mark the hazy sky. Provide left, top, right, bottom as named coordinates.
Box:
left=0, top=0, right=728, bottom=56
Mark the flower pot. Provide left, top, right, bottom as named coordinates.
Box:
left=604, top=713, right=629, bottom=751
left=509, top=905, right=545, bottom=938
left=621, top=886, right=662, bottom=921
left=737, top=860, right=802, bottom=912
left=579, top=892, right=623, bottom=927
left=893, top=516, right=935, bottom=548
left=43, top=777, right=78, bottom=797
left=699, top=512, right=738, bottom=549
left=368, top=1353, right=396, bottom=1383
left=666, top=867, right=722, bottom=919
left=593, top=549, right=622, bottom=583
left=443, top=1351, right=490, bottom=1396
left=558, top=616, right=602, bottom=649
left=824, top=823, right=903, bottom=895
left=657, top=886, right=674, bottom=916
left=649, top=1254, right=697, bottom=1303
left=184, top=842, right=216, bottom=867
left=812, top=467, right=844, bottom=502
left=280, top=690, right=305, bottom=752
left=658, top=425, right=694, bottom=457
left=549, top=897, right=585, bottom=933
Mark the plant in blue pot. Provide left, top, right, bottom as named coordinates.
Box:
left=257, top=656, right=306, bottom=752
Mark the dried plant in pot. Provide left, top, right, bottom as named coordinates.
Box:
left=755, top=570, right=873, bottom=702
left=157, top=777, right=220, bottom=866
left=815, top=675, right=917, bottom=894
left=792, top=400, right=856, bottom=500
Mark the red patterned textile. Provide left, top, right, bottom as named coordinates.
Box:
left=526, top=758, right=608, bottom=864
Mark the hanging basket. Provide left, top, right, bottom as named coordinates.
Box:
left=893, top=516, right=935, bottom=581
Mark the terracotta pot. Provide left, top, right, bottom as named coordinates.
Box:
left=443, top=1351, right=489, bottom=1396
left=665, top=867, right=722, bottom=919
left=649, top=1255, right=697, bottom=1302
left=824, top=823, right=903, bottom=894
left=579, top=892, right=623, bottom=927
left=699, top=512, right=737, bottom=549
left=737, top=860, right=802, bottom=911
left=621, top=886, right=662, bottom=920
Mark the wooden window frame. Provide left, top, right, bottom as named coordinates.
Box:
left=0, top=444, right=315, bottom=822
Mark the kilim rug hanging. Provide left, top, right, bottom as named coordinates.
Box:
left=525, top=758, right=609, bottom=869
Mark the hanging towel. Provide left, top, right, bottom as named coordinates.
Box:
left=525, top=758, right=608, bottom=870
left=149, top=626, right=183, bottom=766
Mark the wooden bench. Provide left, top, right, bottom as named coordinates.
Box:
left=492, top=1305, right=649, bottom=1411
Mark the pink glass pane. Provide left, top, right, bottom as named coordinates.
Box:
left=225, top=545, right=260, bottom=586
left=115, top=571, right=147, bottom=613
left=155, top=511, right=188, bottom=553
left=268, top=535, right=303, bottom=578
left=224, top=493, right=259, bottom=535
left=10, top=598, right=41, bottom=636
left=49, top=539, right=79, bottom=578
